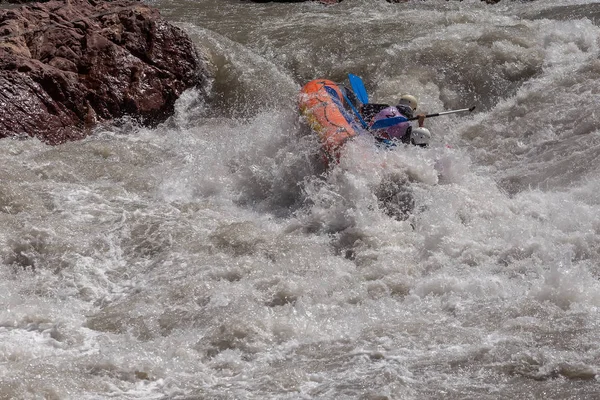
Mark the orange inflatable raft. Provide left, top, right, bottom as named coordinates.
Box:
left=299, top=79, right=361, bottom=159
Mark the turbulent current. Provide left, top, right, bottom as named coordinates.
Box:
left=2, top=0, right=600, bottom=398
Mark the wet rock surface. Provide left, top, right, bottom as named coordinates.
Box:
left=0, top=0, right=210, bottom=144
left=245, top=0, right=342, bottom=3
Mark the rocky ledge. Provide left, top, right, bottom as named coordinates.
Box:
left=0, top=0, right=211, bottom=144
left=245, top=0, right=504, bottom=3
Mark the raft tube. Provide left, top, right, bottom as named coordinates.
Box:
left=299, top=79, right=361, bottom=159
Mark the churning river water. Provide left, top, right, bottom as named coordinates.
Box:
left=2, top=0, right=600, bottom=398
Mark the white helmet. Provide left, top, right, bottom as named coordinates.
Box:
left=411, top=127, right=431, bottom=147
left=398, top=94, right=418, bottom=111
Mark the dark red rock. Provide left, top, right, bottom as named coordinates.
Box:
left=0, top=0, right=210, bottom=144
left=246, top=0, right=343, bottom=3
left=387, top=0, right=502, bottom=2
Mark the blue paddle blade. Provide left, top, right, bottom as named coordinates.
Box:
left=370, top=115, right=408, bottom=130
left=348, top=74, right=369, bottom=104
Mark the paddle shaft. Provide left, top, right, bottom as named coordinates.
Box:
left=406, top=106, right=476, bottom=121
left=343, top=93, right=369, bottom=129
left=346, top=73, right=476, bottom=121
left=370, top=106, right=476, bottom=130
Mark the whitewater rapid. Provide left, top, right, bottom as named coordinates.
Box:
left=2, top=0, right=600, bottom=398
